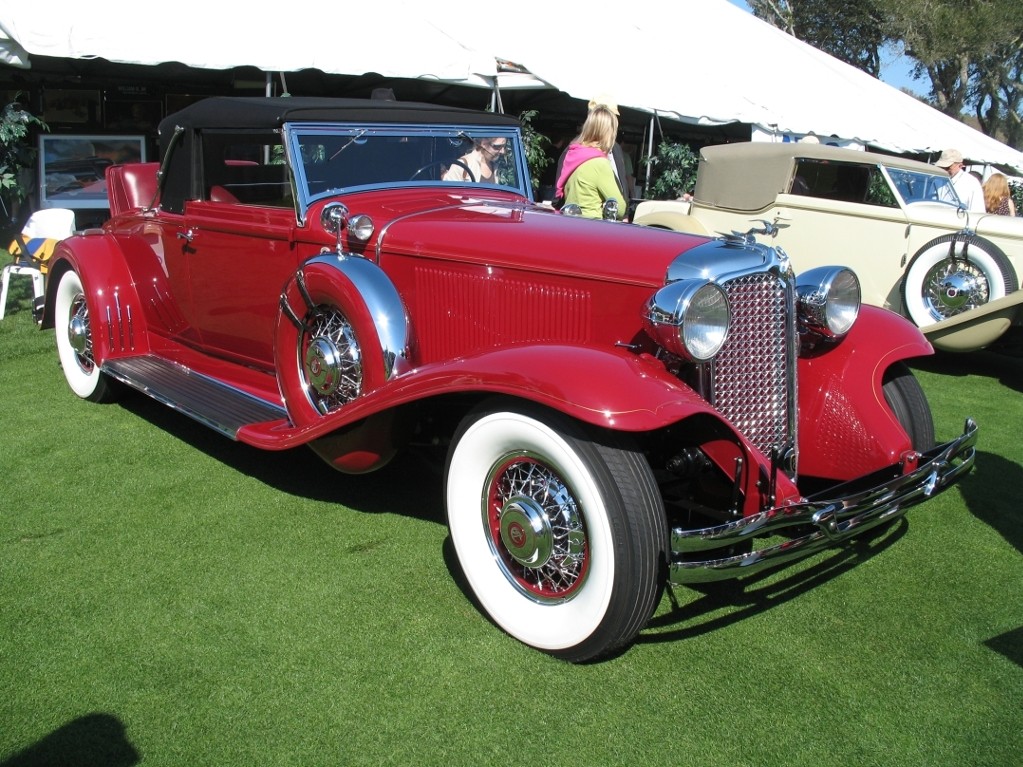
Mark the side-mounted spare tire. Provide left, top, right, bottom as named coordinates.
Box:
left=901, top=232, right=1017, bottom=328
left=274, top=254, right=410, bottom=428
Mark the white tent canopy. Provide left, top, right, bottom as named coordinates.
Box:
left=465, top=0, right=1023, bottom=172
left=3, top=0, right=1022, bottom=172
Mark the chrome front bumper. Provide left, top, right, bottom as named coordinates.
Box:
left=670, top=418, right=978, bottom=584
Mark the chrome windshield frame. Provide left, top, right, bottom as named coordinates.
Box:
left=283, top=122, right=529, bottom=223
left=880, top=163, right=962, bottom=209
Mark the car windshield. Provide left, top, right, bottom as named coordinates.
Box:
left=883, top=166, right=961, bottom=207
left=285, top=124, right=527, bottom=207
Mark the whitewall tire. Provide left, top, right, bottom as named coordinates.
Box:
left=902, top=233, right=1017, bottom=327
left=54, top=269, right=114, bottom=402
left=445, top=400, right=666, bottom=662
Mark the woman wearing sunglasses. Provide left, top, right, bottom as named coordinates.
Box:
left=442, top=137, right=508, bottom=183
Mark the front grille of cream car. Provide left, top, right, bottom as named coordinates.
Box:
left=711, top=272, right=796, bottom=462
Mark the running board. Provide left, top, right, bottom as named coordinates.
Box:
left=103, top=355, right=289, bottom=439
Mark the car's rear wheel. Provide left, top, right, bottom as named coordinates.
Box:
left=445, top=400, right=667, bottom=662
left=901, top=233, right=1017, bottom=327
left=54, top=269, right=116, bottom=403
left=882, top=362, right=934, bottom=451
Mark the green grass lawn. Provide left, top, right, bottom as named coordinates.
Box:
left=1, top=279, right=1021, bottom=767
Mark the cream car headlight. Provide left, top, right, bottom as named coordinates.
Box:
left=644, top=280, right=731, bottom=362
left=796, top=267, right=860, bottom=339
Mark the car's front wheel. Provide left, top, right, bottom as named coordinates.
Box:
left=901, top=233, right=1017, bottom=327
left=53, top=268, right=116, bottom=403
left=882, top=362, right=934, bottom=451
left=445, top=400, right=667, bottom=662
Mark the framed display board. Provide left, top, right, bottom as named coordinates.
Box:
left=39, top=134, right=146, bottom=209
left=104, top=99, right=162, bottom=131
left=42, top=89, right=101, bottom=125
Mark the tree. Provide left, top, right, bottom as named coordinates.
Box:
left=517, top=109, right=551, bottom=191
left=643, top=141, right=699, bottom=200
left=1, top=96, right=47, bottom=237
left=971, top=41, right=1023, bottom=148
left=893, top=0, right=1023, bottom=148
left=749, top=0, right=1023, bottom=150
left=748, top=0, right=888, bottom=77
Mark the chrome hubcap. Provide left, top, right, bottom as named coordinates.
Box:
left=488, top=458, right=587, bottom=601
left=68, top=314, right=89, bottom=355
left=301, top=308, right=362, bottom=413
left=66, top=294, right=95, bottom=372
left=923, top=260, right=988, bottom=320
left=500, top=495, right=555, bottom=567
left=304, top=337, right=344, bottom=396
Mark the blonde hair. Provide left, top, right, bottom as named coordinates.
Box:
left=983, top=173, right=1010, bottom=213
left=577, top=106, right=618, bottom=154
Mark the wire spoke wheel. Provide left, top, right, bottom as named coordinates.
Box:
left=54, top=269, right=115, bottom=402
left=300, top=305, right=362, bottom=414
left=487, top=456, right=588, bottom=601
left=446, top=400, right=667, bottom=662
left=919, top=258, right=990, bottom=319
left=903, top=233, right=1017, bottom=326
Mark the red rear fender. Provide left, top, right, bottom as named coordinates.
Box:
left=43, top=237, right=151, bottom=361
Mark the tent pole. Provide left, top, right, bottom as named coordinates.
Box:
left=646, top=112, right=655, bottom=173
left=489, top=76, right=504, bottom=114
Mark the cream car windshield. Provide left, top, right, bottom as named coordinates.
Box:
left=287, top=125, right=526, bottom=206
left=884, top=166, right=961, bottom=207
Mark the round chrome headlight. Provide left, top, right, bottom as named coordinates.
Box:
left=644, top=280, right=731, bottom=362
left=796, top=267, right=860, bottom=339
left=348, top=214, right=375, bottom=242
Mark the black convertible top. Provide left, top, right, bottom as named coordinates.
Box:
left=158, top=96, right=520, bottom=136
left=155, top=96, right=522, bottom=214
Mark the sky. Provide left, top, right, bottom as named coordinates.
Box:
left=726, top=0, right=923, bottom=96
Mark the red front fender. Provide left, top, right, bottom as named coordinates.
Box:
left=798, top=305, right=933, bottom=480
left=408, top=344, right=717, bottom=432
left=243, top=342, right=728, bottom=449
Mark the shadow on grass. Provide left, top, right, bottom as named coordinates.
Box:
left=116, top=391, right=446, bottom=526
left=0, top=713, right=140, bottom=767
left=984, top=626, right=1023, bottom=670
left=912, top=326, right=1023, bottom=394
left=957, top=450, right=1023, bottom=557
left=639, top=519, right=907, bottom=644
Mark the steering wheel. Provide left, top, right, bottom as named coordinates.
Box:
left=410, top=159, right=476, bottom=182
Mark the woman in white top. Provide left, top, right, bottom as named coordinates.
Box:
left=442, top=137, right=508, bottom=183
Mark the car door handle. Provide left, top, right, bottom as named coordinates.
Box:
left=176, top=229, right=195, bottom=243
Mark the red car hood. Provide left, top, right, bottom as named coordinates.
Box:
left=373, top=197, right=703, bottom=288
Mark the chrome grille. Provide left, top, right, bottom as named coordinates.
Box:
left=712, top=272, right=795, bottom=459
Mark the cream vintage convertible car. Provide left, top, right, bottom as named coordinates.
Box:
left=634, top=142, right=1023, bottom=352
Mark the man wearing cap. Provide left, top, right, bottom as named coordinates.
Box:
left=553, top=95, right=631, bottom=206
left=934, top=148, right=984, bottom=212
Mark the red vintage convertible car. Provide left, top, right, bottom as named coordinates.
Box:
left=39, top=97, right=977, bottom=662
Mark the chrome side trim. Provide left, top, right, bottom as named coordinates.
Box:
left=669, top=418, right=978, bottom=583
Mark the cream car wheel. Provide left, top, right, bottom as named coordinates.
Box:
left=445, top=400, right=666, bottom=662
left=902, top=233, right=1017, bottom=327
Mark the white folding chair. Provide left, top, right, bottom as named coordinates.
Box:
left=1, top=208, right=76, bottom=320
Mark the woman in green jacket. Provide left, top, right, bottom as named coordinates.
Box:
left=555, top=105, right=626, bottom=219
